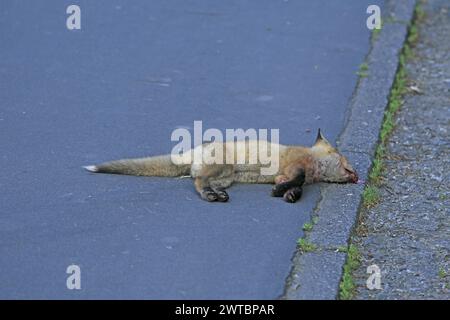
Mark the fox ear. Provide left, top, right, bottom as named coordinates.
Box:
left=316, top=128, right=325, bottom=142
left=314, top=129, right=331, bottom=146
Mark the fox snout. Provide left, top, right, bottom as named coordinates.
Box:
left=348, top=171, right=359, bottom=183
left=343, top=166, right=358, bottom=183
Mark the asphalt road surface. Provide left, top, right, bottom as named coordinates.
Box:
left=0, top=0, right=382, bottom=299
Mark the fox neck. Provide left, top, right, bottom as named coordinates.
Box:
left=282, top=147, right=322, bottom=184
left=284, top=145, right=346, bottom=184
left=310, top=147, right=345, bottom=183
left=306, top=151, right=329, bottom=184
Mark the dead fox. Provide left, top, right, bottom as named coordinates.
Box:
left=84, top=129, right=358, bottom=203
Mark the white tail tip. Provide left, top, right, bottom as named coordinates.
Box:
left=83, top=165, right=98, bottom=173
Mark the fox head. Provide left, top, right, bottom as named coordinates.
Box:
left=311, top=129, right=358, bottom=184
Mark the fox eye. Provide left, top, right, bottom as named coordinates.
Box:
left=344, top=168, right=354, bottom=174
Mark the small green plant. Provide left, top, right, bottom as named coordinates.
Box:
left=372, top=19, right=383, bottom=40
left=368, top=145, right=386, bottom=184
left=297, top=238, right=317, bottom=252
left=363, top=185, right=380, bottom=208
left=339, top=245, right=361, bottom=300
left=403, top=2, right=424, bottom=61
left=359, top=63, right=369, bottom=71
left=356, top=63, right=369, bottom=78
left=407, top=25, right=419, bottom=44
left=414, top=2, right=425, bottom=22
left=337, top=246, right=348, bottom=253
left=302, top=222, right=313, bottom=232
left=357, top=72, right=368, bottom=78
left=439, top=268, right=447, bottom=279
left=369, top=158, right=383, bottom=183
left=403, top=43, right=413, bottom=60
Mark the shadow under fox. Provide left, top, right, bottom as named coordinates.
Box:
left=84, top=129, right=358, bottom=203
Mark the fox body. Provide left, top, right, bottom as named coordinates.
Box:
left=84, top=130, right=358, bottom=203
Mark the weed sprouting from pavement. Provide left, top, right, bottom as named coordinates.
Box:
left=372, top=18, right=383, bottom=40
left=296, top=238, right=317, bottom=252
left=359, top=63, right=369, bottom=71
left=414, top=3, right=426, bottom=22
left=296, top=215, right=319, bottom=251
left=339, top=244, right=361, bottom=300
left=357, top=63, right=369, bottom=78
left=337, top=246, right=348, bottom=253
left=362, top=185, right=380, bottom=208
left=368, top=156, right=383, bottom=183
left=302, top=222, right=313, bottom=232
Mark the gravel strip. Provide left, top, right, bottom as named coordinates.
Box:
left=353, top=0, right=450, bottom=299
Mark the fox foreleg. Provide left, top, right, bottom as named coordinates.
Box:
left=271, top=167, right=306, bottom=203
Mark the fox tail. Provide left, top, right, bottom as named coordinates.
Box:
left=83, top=155, right=191, bottom=177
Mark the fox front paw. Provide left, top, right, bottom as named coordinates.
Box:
left=271, top=184, right=291, bottom=197
left=283, top=187, right=303, bottom=203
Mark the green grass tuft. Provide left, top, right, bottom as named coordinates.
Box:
left=414, top=2, right=426, bottom=22
left=372, top=18, right=383, bottom=40
left=359, top=63, right=369, bottom=71
left=302, top=222, right=313, bottom=232
left=362, top=185, right=380, bottom=208
left=356, top=63, right=369, bottom=78
left=368, top=158, right=383, bottom=183
left=339, top=245, right=361, bottom=300
left=297, top=238, right=317, bottom=252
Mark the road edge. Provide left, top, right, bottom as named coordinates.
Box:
left=282, top=0, right=418, bottom=300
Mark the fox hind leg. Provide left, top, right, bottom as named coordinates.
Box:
left=193, top=164, right=234, bottom=202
